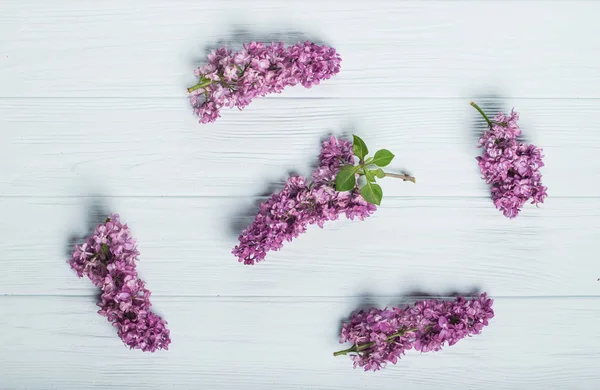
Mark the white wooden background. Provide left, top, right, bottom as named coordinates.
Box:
left=1, top=1, right=600, bottom=389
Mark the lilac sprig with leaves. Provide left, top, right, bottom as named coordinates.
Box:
left=335, top=135, right=416, bottom=205
left=233, top=135, right=415, bottom=265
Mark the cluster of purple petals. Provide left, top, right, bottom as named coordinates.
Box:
left=339, top=293, right=494, bottom=371
left=476, top=109, right=547, bottom=218
left=232, top=136, right=376, bottom=265
left=189, top=41, right=341, bottom=123
left=69, top=214, right=170, bottom=352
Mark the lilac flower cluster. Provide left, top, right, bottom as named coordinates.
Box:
left=335, top=293, right=494, bottom=371
left=475, top=107, right=547, bottom=218
left=69, top=214, right=170, bottom=352
left=188, top=41, right=341, bottom=124
left=232, top=136, right=376, bottom=265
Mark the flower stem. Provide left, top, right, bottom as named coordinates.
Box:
left=384, top=172, right=416, bottom=183
left=470, top=101, right=492, bottom=128
left=332, top=327, right=418, bottom=357
left=187, top=79, right=212, bottom=93
left=333, top=346, right=357, bottom=357
left=88, top=243, right=111, bottom=263
left=238, top=63, right=250, bottom=78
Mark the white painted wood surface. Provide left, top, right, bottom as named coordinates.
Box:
left=1, top=1, right=600, bottom=389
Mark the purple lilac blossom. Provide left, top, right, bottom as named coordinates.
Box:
left=476, top=109, right=547, bottom=218
left=232, top=136, right=376, bottom=265
left=69, top=214, right=170, bottom=352
left=337, top=293, right=494, bottom=371
left=188, top=41, right=341, bottom=124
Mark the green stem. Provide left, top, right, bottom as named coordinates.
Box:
left=333, top=346, right=357, bottom=357
left=384, top=172, right=416, bottom=183
left=470, top=101, right=492, bottom=128
left=333, top=327, right=418, bottom=357
left=187, top=79, right=212, bottom=93
left=239, top=63, right=250, bottom=78
left=88, top=243, right=110, bottom=263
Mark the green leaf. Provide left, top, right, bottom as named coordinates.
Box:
left=101, top=243, right=110, bottom=255
left=371, top=149, right=395, bottom=167
left=372, top=168, right=385, bottom=179
left=352, top=135, right=369, bottom=161
left=360, top=182, right=383, bottom=205
left=364, top=168, right=376, bottom=183
left=335, top=166, right=357, bottom=192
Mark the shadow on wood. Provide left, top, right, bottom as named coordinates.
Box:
left=226, top=128, right=353, bottom=238
left=392, top=286, right=482, bottom=307
left=189, top=25, right=329, bottom=69
left=335, top=292, right=380, bottom=339
left=64, top=196, right=112, bottom=305
left=64, top=196, right=112, bottom=259
left=468, top=92, right=530, bottom=144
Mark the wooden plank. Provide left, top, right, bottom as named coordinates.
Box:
left=2, top=1, right=600, bottom=98
left=0, top=196, right=597, bottom=297
left=1, top=97, right=597, bottom=197
left=1, top=295, right=599, bottom=389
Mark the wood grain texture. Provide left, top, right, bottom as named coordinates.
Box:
left=2, top=0, right=600, bottom=388
left=1, top=296, right=600, bottom=390
left=1, top=97, right=599, bottom=197
left=1, top=196, right=598, bottom=297
left=1, top=1, right=600, bottom=98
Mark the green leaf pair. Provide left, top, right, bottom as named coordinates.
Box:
left=334, top=135, right=396, bottom=206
